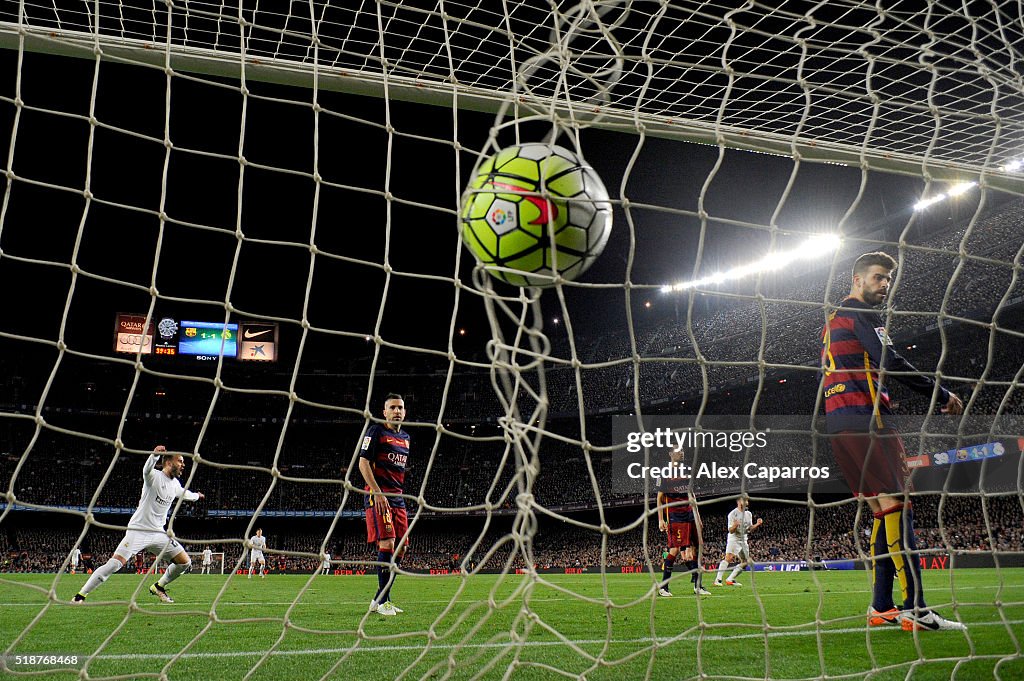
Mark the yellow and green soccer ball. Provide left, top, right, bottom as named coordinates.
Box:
left=460, top=143, right=612, bottom=287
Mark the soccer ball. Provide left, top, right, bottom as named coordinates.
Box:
left=460, top=143, right=612, bottom=287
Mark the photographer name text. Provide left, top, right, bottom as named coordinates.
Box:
left=627, top=461, right=831, bottom=483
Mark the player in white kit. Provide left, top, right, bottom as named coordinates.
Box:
left=248, top=529, right=267, bottom=579
left=69, top=547, right=82, bottom=574
left=714, top=496, right=762, bottom=586
left=73, top=446, right=204, bottom=603
left=321, top=552, right=332, bottom=575
left=201, top=547, right=213, bottom=574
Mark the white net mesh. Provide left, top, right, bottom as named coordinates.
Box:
left=1, top=1, right=1023, bottom=679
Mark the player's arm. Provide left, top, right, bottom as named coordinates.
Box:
left=359, top=454, right=390, bottom=513
left=169, top=463, right=203, bottom=501
left=173, top=483, right=203, bottom=502
left=748, top=515, right=763, bottom=532
left=656, top=492, right=668, bottom=531
left=143, top=445, right=165, bottom=484
left=689, top=492, right=702, bottom=539
left=852, top=309, right=960, bottom=413
left=357, top=425, right=391, bottom=511
left=727, top=511, right=740, bottom=534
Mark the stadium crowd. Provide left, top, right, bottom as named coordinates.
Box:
left=1, top=197, right=1022, bottom=576
left=3, top=494, right=1020, bottom=574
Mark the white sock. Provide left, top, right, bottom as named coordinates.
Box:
left=716, top=560, right=729, bottom=582
left=80, top=558, right=123, bottom=595
left=728, top=565, right=743, bottom=581
left=158, top=559, right=191, bottom=587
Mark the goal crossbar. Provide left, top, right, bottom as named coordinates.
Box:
left=187, top=551, right=226, bottom=575
left=1, top=23, right=1021, bottom=195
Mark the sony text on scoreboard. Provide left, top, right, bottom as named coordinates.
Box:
left=113, top=313, right=278, bottom=362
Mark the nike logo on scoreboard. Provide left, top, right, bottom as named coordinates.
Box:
left=239, top=323, right=278, bottom=361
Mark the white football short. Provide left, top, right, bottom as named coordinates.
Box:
left=250, top=550, right=266, bottom=564
left=113, top=530, right=184, bottom=562
left=725, top=536, right=749, bottom=560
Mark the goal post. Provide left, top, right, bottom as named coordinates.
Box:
left=187, top=551, right=226, bottom=575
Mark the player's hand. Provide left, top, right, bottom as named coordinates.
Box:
left=375, top=492, right=391, bottom=514
left=754, top=518, right=763, bottom=527
left=154, top=445, right=166, bottom=453
left=658, top=519, right=667, bottom=532
left=197, top=492, right=205, bottom=501
left=941, top=392, right=964, bottom=415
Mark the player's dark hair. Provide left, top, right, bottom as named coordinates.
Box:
left=384, top=393, right=404, bottom=404
left=852, top=251, right=897, bottom=277
left=160, top=453, right=176, bottom=466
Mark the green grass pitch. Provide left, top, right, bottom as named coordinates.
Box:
left=1, top=569, right=1021, bottom=680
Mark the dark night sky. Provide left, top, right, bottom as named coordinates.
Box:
left=0, top=46, right=930, bottom=375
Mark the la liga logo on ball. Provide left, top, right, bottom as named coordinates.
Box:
left=460, top=143, right=613, bottom=287
left=487, top=205, right=514, bottom=230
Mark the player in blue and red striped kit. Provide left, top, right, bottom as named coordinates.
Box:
left=358, top=393, right=411, bottom=617
left=657, top=446, right=709, bottom=597
left=821, top=251, right=965, bottom=632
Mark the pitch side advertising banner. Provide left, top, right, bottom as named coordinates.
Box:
left=756, top=560, right=856, bottom=571
left=113, top=313, right=155, bottom=354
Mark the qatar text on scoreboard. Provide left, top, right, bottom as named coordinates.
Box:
left=113, top=313, right=278, bottom=362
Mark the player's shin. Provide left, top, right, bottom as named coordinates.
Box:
left=661, top=552, right=675, bottom=587
left=80, top=558, right=124, bottom=595
left=159, top=558, right=192, bottom=587
left=375, top=550, right=394, bottom=602
left=871, top=510, right=897, bottom=611
left=887, top=505, right=926, bottom=610
left=383, top=549, right=404, bottom=602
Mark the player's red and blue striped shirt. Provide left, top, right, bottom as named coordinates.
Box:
left=821, top=297, right=950, bottom=433
left=658, top=477, right=693, bottom=522
left=359, top=423, right=410, bottom=508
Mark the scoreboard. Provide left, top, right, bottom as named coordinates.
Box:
left=114, top=314, right=277, bottom=362
left=179, top=321, right=239, bottom=357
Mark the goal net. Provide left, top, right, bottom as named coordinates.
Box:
left=187, top=551, right=226, bottom=575
left=1, top=1, right=1022, bottom=679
